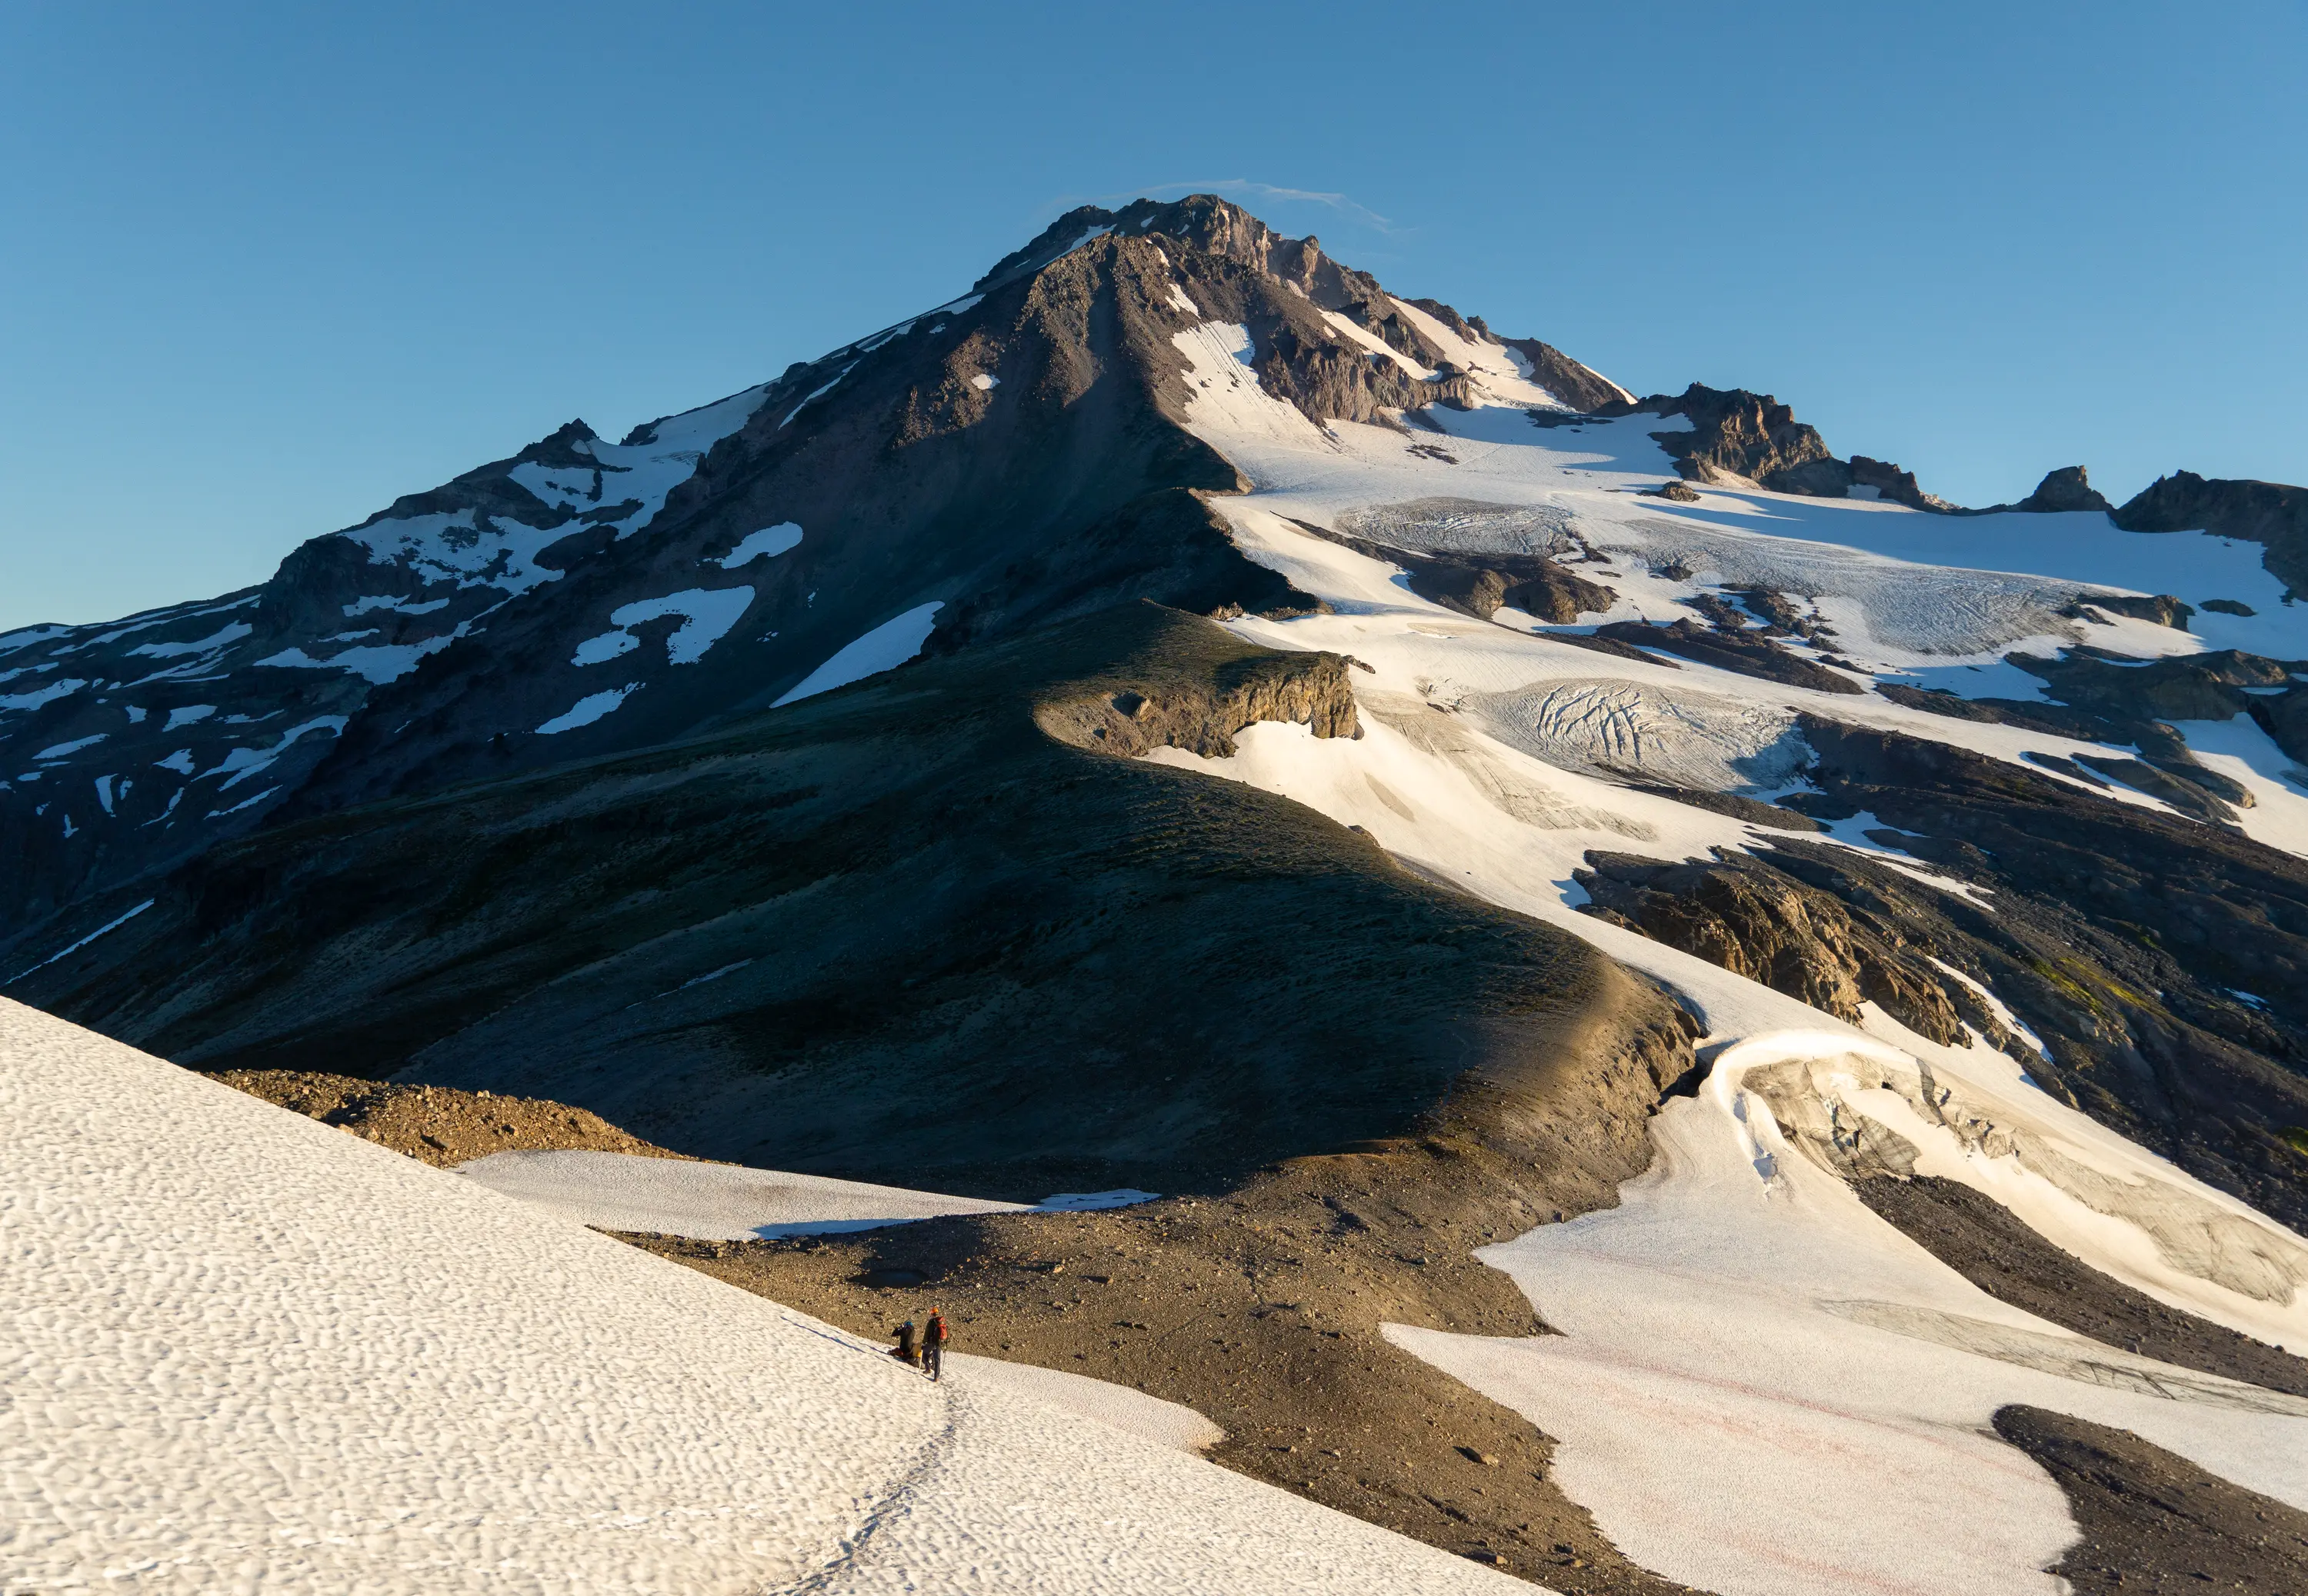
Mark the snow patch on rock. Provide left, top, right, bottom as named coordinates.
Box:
left=573, top=588, right=755, bottom=668
left=773, top=601, right=945, bottom=706
left=712, top=522, right=803, bottom=568
left=536, top=683, right=640, bottom=735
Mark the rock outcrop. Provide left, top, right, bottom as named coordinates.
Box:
left=1574, top=850, right=1977, bottom=1046
left=1626, top=385, right=1836, bottom=488
left=1789, top=717, right=2308, bottom=1230
left=1287, top=521, right=1616, bottom=626
left=1959, top=465, right=2118, bottom=517
left=1489, top=334, right=1634, bottom=412
left=1593, top=618, right=1867, bottom=693
left=2115, top=470, right=2308, bottom=596
left=1596, top=384, right=1957, bottom=509
left=2016, top=465, right=2114, bottom=513
left=1035, top=625, right=1362, bottom=758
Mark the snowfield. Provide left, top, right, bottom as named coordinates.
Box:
left=454, top=1147, right=1158, bottom=1241
left=0, top=999, right=1529, bottom=1595
left=1160, top=309, right=2308, bottom=1594
left=773, top=601, right=946, bottom=706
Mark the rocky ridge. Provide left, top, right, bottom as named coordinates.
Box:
left=1, top=195, right=1629, bottom=958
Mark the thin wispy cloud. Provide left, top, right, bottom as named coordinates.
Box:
left=1046, top=179, right=1400, bottom=235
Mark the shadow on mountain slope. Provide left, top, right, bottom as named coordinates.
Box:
left=26, top=604, right=1680, bottom=1199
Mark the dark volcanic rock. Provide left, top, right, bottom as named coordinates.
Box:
left=1963, top=464, right=2118, bottom=517
left=1619, top=384, right=1836, bottom=488
left=1296, top=523, right=1616, bottom=625
left=1493, top=337, right=1631, bottom=412
left=1762, top=456, right=1854, bottom=497
left=1993, top=1406, right=2308, bottom=1595
left=2250, top=684, right=2308, bottom=765
left=1251, top=321, right=1474, bottom=425
left=1575, top=850, right=1972, bottom=1044
left=1616, top=784, right=1823, bottom=832
left=2023, top=750, right=2110, bottom=786
left=1875, top=683, right=2120, bottom=741
left=1399, top=555, right=1616, bottom=625
left=2071, top=755, right=2238, bottom=824
left=2115, top=469, right=2308, bottom=595
left=1758, top=449, right=1955, bottom=511
left=1848, top=455, right=1956, bottom=512
left=1857, top=1175, right=2308, bottom=1398
left=1791, top=715, right=2308, bottom=1228
left=1594, top=383, right=1956, bottom=508
left=1545, top=631, right=1683, bottom=668
left=1035, top=627, right=1361, bottom=757
left=1593, top=619, right=1866, bottom=693
left=2063, top=591, right=2194, bottom=629
left=2017, top=465, right=2114, bottom=514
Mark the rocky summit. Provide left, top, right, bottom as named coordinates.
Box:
left=7, top=197, right=2308, bottom=1595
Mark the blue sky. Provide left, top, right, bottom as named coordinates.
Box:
left=3, top=1, right=2302, bottom=630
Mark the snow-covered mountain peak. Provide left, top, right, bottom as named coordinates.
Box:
left=10, top=197, right=2308, bottom=1596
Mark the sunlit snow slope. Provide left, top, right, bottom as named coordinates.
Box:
left=1157, top=309, right=2308, bottom=1596
left=0, top=998, right=1529, bottom=1596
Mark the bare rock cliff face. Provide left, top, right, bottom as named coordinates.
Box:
left=1597, top=383, right=1959, bottom=510
left=2115, top=470, right=2308, bottom=595
left=1634, top=384, right=1836, bottom=485
left=1574, top=850, right=1987, bottom=1049
left=2018, top=464, right=2115, bottom=513
left=1493, top=335, right=1633, bottom=412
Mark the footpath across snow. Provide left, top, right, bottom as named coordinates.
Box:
left=0, top=998, right=1526, bottom=1596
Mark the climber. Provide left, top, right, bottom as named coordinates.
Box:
left=923, top=1308, right=949, bottom=1381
